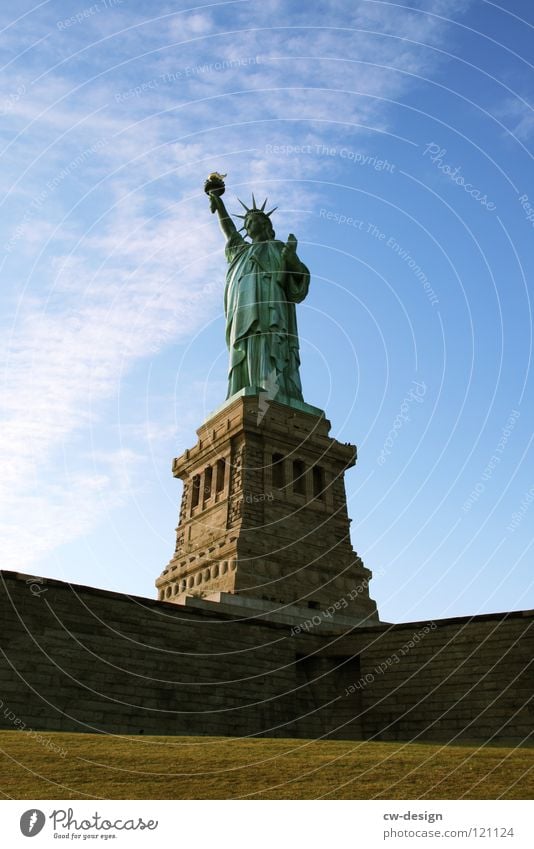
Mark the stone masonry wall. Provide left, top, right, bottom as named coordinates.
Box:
left=0, top=571, right=531, bottom=744
left=0, top=571, right=342, bottom=739
left=328, top=613, right=534, bottom=744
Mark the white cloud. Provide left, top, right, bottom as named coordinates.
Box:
left=167, top=10, right=214, bottom=40
left=496, top=96, right=534, bottom=142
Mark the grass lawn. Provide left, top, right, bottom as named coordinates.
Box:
left=0, top=732, right=532, bottom=799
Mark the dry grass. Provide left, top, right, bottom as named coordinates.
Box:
left=0, top=732, right=532, bottom=799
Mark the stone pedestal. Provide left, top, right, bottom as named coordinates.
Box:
left=155, top=392, right=379, bottom=623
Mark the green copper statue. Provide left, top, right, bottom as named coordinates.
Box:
left=207, top=177, right=310, bottom=402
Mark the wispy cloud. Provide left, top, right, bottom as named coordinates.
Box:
left=496, top=96, right=534, bottom=142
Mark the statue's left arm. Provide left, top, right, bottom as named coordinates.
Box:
left=281, top=233, right=310, bottom=303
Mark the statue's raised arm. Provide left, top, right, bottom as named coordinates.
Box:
left=206, top=174, right=310, bottom=403
left=209, top=191, right=237, bottom=240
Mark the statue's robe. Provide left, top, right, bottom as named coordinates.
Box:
left=224, top=231, right=310, bottom=400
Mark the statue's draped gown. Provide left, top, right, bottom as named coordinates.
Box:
left=224, top=231, right=310, bottom=401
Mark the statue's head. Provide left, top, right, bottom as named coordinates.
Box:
left=234, top=195, right=277, bottom=241
left=244, top=211, right=275, bottom=241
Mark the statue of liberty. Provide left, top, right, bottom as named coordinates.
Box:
left=207, top=176, right=310, bottom=402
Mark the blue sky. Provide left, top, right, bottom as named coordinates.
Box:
left=1, top=0, right=533, bottom=623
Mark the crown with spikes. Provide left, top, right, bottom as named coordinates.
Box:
left=233, top=193, right=277, bottom=231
